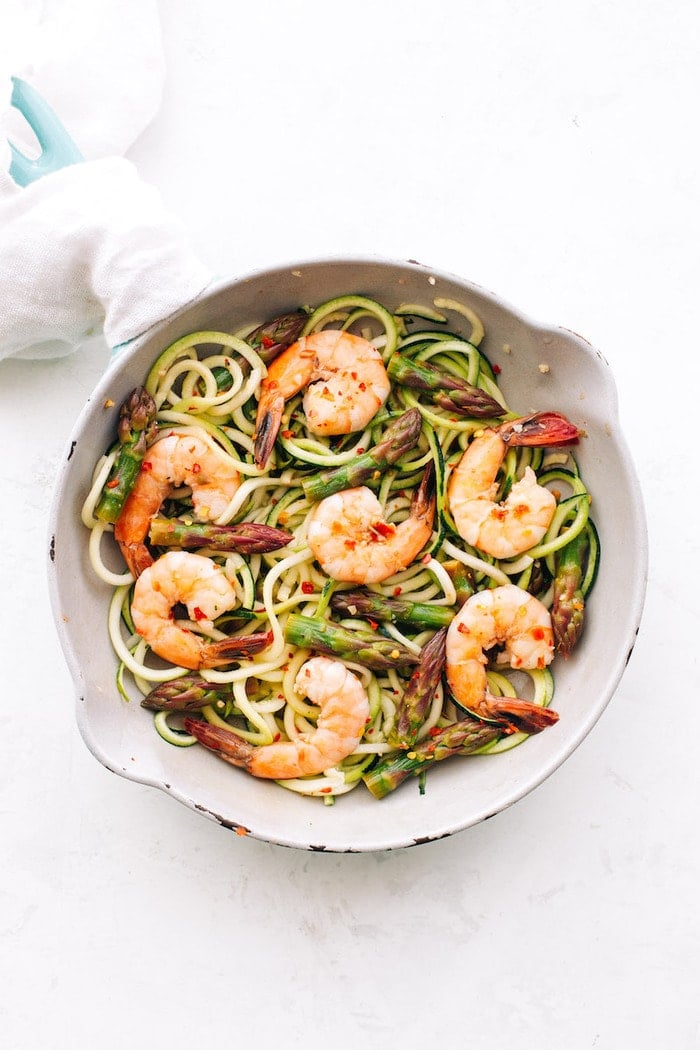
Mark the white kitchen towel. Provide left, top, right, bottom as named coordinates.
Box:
left=0, top=0, right=213, bottom=361
left=0, top=157, right=213, bottom=360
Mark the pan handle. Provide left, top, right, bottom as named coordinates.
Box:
left=8, top=76, right=84, bottom=186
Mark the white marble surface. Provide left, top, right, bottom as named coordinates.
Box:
left=2, top=2, right=698, bottom=1047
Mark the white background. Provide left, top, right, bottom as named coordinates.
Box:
left=2, top=2, right=698, bottom=1047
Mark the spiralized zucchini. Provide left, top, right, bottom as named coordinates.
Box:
left=82, top=294, right=598, bottom=803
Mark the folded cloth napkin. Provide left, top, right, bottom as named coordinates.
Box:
left=0, top=0, right=213, bottom=361
left=0, top=157, right=213, bottom=360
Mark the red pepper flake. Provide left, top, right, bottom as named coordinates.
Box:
left=493, top=363, right=502, bottom=375
left=393, top=586, right=402, bottom=596
left=371, top=520, right=395, bottom=539
left=359, top=382, right=367, bottom=391
left=320, top=787, right=333, bottom=794
left=282, top=429, right=293, bottom=438
left=142, top=460, right=153, bottom=472
left=106, top=478, right=119, bottom=489
left=368, top=619, right=378, bottom=630
left=429, top=726, right=443, bottom=737
left=192, top=462, right=202, bottom=475
left=235, top=826, right=249, bottom=836
left=273, top=733, right=281, bottom=742
left=193, top=606, right=207, bottom=621
left=261, top=335, right=275, bottom=348
left=301, top=581, right=314, bottom=594
left=356, top=448, right=365, bottom=454
left=531, top=626, right=545, bottom=641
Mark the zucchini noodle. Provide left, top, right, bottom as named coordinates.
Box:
left=82, top=296, right=598, bottom=804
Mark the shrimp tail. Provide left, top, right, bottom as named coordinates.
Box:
left=182, top=718, right=255, bottom=770
left=199, top=629, right=274, bottom=668
left=120, top=539, right=155, bottom=578
left=498, top=411, right=580, bottom=447
left=412, top=459, right=436, bottom=521
left=475, top=695, right=560, bottom=734
left=253, top=395, right=285, bottom=468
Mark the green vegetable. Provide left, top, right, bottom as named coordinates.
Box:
left=388, top=353, right=505, bottom=418
left=363, top=717, right=500, bottom=799
left=330, top=590, right=454, bottom=630
left=284, top=614, right=419, bottom=671
left=302, top=408, right=422, bottom=502
left=391, top=627, right=448, bottom=749
left=148, top=516, right=292, bottom=554
left=95, top=387, right=157, bottom=523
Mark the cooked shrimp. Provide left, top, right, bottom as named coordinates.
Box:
left=253, top=329, right=391, bottom=467
left=183, top=656, right=370, bottom=779
left=445, top=584, right=558, bottom=734
left=131, top=550, right=272, bottom=670
left=306, top=469, right=435, bottom=584
left=448, top=411, right=579, bottom=559
left=115, top=431, right=241, bottom=576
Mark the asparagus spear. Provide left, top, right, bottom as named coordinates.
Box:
left=363, top=717, right=501, bottom=799
left=443, top=560, right=475, bottom=605
left=284, top=614, right=419, bottom=670
left=330, top=590, right=454, bottom=630
left=199, top=313, right=306, bottom=395
left=388, top=354, right=506, bottom=418
left=246, top=310, right=308, bottom=364
left=302, top=408, right=423, bottom=502
left=148, top=516, right=292, bottom=554
left=141, top=675, right=232, bottom=711
left=391, top=627, right=448, bottom=748
left=551, top=529, right=588, bottom=657
left=95, top=387, right=157, bottom=523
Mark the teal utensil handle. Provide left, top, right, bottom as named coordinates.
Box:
left=8, top=76, right=83, bottom=186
